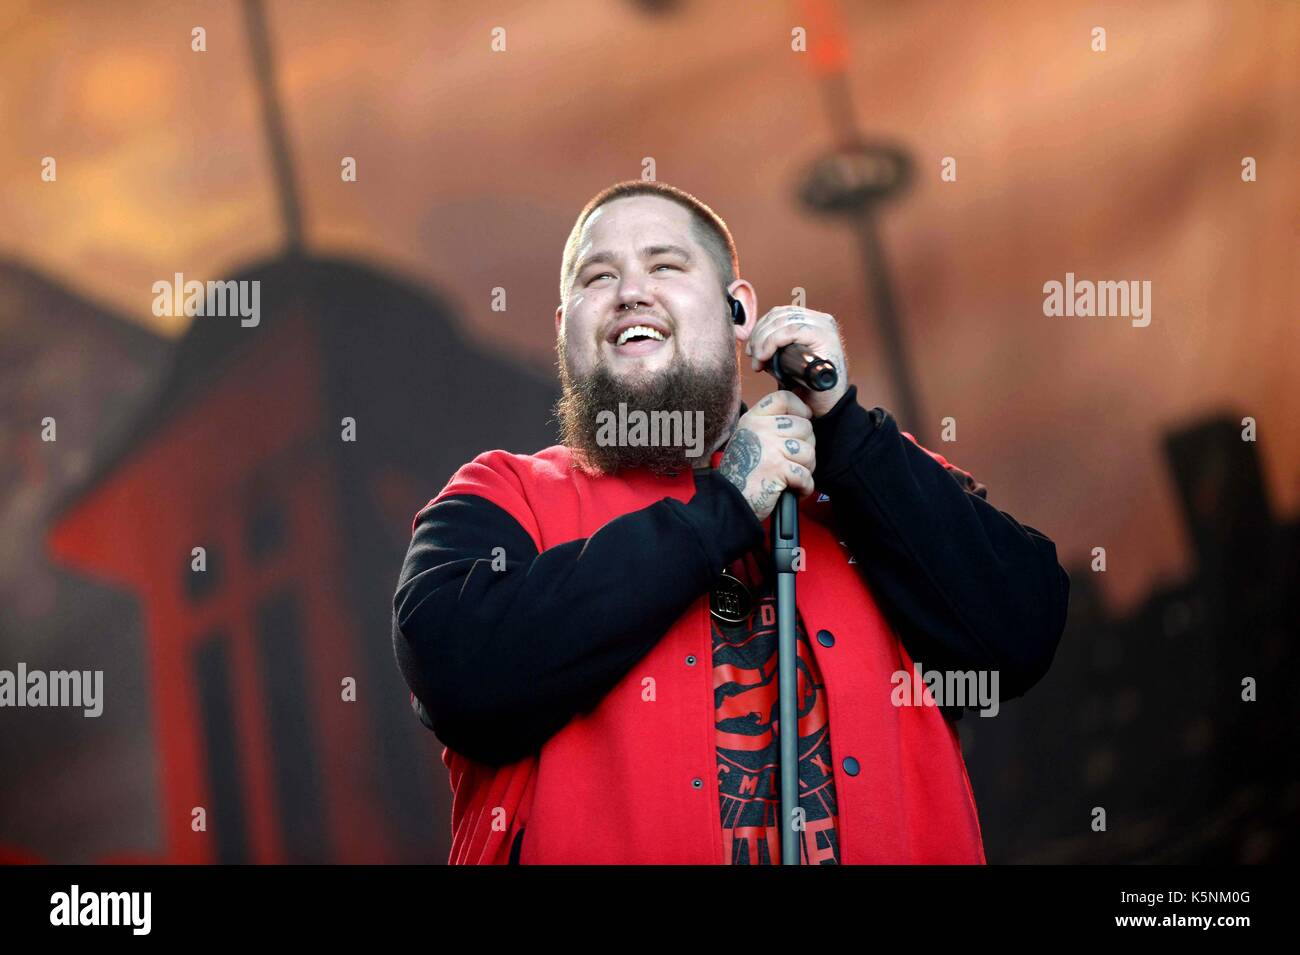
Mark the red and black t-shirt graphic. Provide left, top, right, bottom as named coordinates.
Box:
left=713, top=551, right=841, bottom=864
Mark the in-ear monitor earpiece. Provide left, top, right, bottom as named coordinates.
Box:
left=727, top=293, right=745, bottom=325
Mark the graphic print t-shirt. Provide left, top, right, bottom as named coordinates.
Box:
left=712, top=548, right=841, bottom=864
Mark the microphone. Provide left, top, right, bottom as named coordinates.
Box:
left=768, top=343, right=839, bottom=392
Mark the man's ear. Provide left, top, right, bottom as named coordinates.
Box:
left=730, top=281, right=758, bottom=344
left=555, top=303, right=563, bottom=334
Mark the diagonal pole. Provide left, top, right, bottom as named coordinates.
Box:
left=795, top=0, right=927, bottom=443
left=241, top=0, right=305, bottom=255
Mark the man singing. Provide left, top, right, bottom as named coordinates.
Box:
left=391, top=180, right=1070, bottom=864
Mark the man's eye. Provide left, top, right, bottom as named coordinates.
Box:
left=586, top=264, right=675, bottom=284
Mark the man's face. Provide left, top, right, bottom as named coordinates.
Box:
left=554, top=194, right=751, bottom=473
left=556, top=194, right=736, bottom=387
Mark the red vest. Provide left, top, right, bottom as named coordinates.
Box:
left=422, top=442, right=986, bottom=864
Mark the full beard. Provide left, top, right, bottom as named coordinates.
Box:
left=555, top=342, right=738, bottom=477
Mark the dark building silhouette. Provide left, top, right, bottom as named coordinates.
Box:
left=45, top=255, right=558, bottom=862
left=963, top=413, right=1298, bottom=863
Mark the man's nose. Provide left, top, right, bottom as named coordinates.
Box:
left=616, top=278, right=652, bottom=311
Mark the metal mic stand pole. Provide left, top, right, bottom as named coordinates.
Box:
left=772, top=488, right=802, bottom=865
left=769, top=345, right=838, bottom=866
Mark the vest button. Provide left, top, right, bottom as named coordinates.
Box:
left=691, top=777, right=703, bottom=789
left=685, top=655, right=697, bottom=666
left=842, top=756, right=860, bottom=776
left=816, top=629, right=835, bottom=647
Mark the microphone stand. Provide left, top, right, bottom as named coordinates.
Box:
left=772, top=488, right=802, bottom=866
left=769, top=343, right=838, bottom=865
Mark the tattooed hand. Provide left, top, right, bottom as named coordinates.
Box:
left=745, top=305, right=849, bottom=417
left=717, top=390, right=816, bottom=522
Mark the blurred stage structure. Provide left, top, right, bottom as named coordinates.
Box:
left=5, top=0, right=561, bottom=863
left=37, top=254, right=556, bottom=862
left=964, top=415, right=1298, bottom=862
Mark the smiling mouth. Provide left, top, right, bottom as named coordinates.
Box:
left=615, top=324, right=667, bottom=346
left=608, top=323, right=671, bottom=356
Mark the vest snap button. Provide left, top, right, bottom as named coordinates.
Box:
left=691, top=777, right=703, bottom=789
left=685, top=655, right=697, bottom=666
left=842, top=756, right=860, bottom=776
left=816, top=629, right=835, bottom=647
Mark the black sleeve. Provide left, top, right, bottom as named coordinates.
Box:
left=810, top=386, right=1070, bottom=705
left=391, top=469, right=766, bottom=766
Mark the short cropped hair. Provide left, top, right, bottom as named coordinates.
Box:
left=559, top=180, right=739, bottom=305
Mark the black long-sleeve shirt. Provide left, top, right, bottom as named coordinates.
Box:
left=392, top=386, right=1070, bottom=766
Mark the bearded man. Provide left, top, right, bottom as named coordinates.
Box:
left=391, top=180, right=1069, bottom=865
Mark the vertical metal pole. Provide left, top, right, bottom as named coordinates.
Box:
left=773, top=490, right=801, bottom=865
